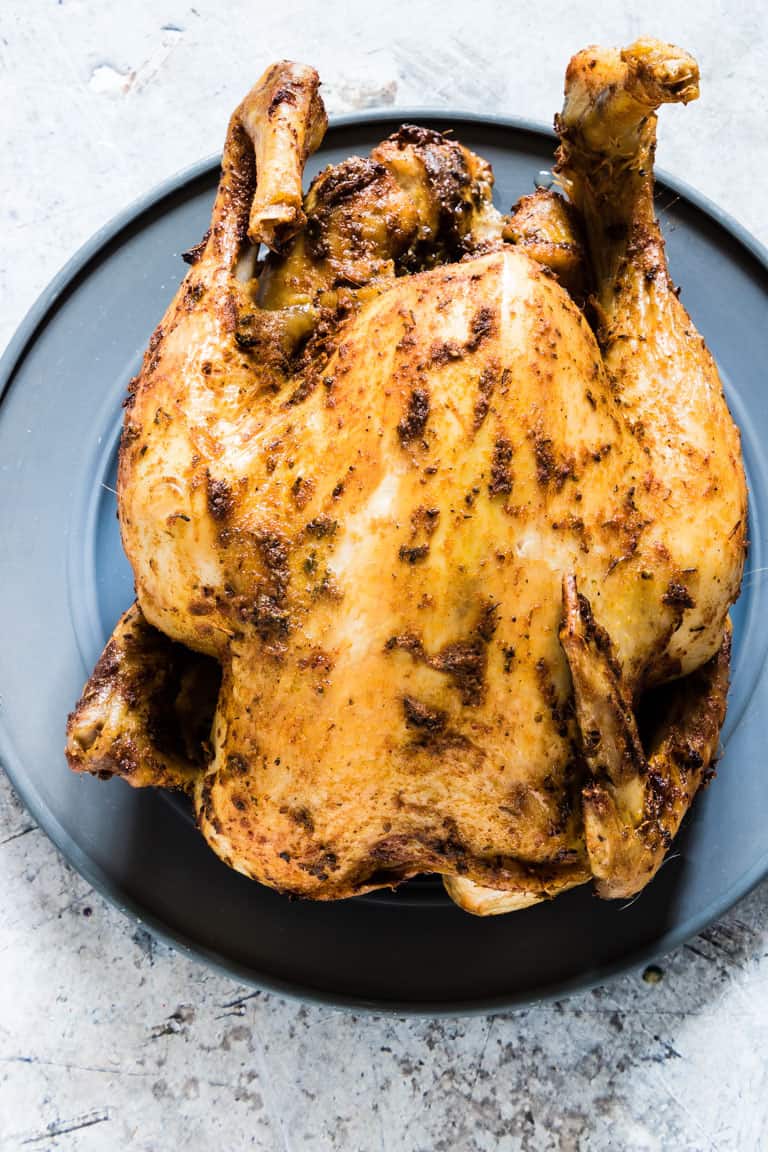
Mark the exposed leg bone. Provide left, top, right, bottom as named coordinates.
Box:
left=209, top=61, right=327, bottom=260
left=555, top=39, right=699, bottom=287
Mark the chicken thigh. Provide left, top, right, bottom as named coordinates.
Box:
left=67, top=41, right=746, bottom=912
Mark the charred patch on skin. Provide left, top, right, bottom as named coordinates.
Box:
left=268, top=85, right=298, bottom=116
left=305, top=514, right=337, bottom=539
left=310, top=569, right=343, bottom=602
left=297, top=647, right=334, bottom=674
left=233, top=307, right=307, bottom=378
left=473, top=365, right=506, bottom=430
left=297, top=849, right=339, bottom=882
left=551, top=513, right=591, bottom=552
left=235, top=530, right=292, bottom=644
left=397, top=387, right=430, bottom=444
left=574, top=590, right=623, bottom=682
left=489, top=436, right=514, bottom=497
left=188, top=598, right=215, bottom=617
left=533, top=429, right=556, bottom=485
left=141, top=323, right=165, bottom=378
left=399, top=543, right=430, bottom=564
left=467, top=305, right=497, bottom=349
left=384, top=631, right=425, bottom=657
left=291, top=474, right=315, bottom=510
left=399, top=505, right=439, bottom=563
left=429, top=339, right=464, bottom=365
left=251, top=594, right=291, bottom=641
left=662, top=581, right=696, bottom=609
left=181, top=230, right=211, bottom=265
left=198, top=772, right=217, bottom=826
left=286, top=375, right=317, bottom=407
left=403, top=696, right=447, bottom=732
left=206, top=473, right=234, bottom=521
left=386, top=600, right=499, bottom=707
left=429, top=307, right=497, bottom=368
left=430, top=621, right=495, bottom=707
left=603, top=487, right=652, bottom=572
left=225, top=753, right=250, bottom=777
left=182, top=279, right=206, bottom=309
left=283, top=805, right=315, bottom=834
left=311, top=156, right=387, bottom=208
left=412, top=505, right=440, bottom=535
left=530, top=428, right=574, bottom=490
left=257, top=531, right=290, bottom=590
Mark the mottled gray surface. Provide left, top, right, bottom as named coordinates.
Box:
left=1, top=2, right=767, bottom=1149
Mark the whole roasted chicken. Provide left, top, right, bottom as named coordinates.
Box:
left=67, top=40, right=747, bottom=915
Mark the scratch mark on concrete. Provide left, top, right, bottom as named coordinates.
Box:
left=684, top=942, right=712, bottom=961
left=218, top=990, right=261, bottom=1014
left=21, top=1110, right=110, bottom=1144
left=1, top=824, right=37, bottom=846
left=468, top=1017, right=495, bottom=1100
left=0, top=1054, right=152, bottom=1079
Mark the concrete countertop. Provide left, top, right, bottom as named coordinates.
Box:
left=1, top=2, right=766, bottom=1148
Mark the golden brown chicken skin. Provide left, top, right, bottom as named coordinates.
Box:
left=67, top=41, right=746, bottom=913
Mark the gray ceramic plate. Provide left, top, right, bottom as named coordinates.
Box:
left=1, top=114, right=767, bottom=1014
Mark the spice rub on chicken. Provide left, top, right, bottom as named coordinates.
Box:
left=67, top=40, right=747, bottom=914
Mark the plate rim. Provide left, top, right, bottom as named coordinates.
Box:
left=1, top=111, right=767, bottom=1016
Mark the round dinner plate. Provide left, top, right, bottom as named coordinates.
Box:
left=1, top=114, right=767, bottom=1014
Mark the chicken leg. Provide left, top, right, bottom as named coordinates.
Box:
left=556, top=38, right=747, bottom=679
left=66, top=603, right=219, bottom=790
left=552, top=39, right=746, bottom=896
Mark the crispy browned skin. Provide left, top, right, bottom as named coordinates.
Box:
left=561, top=578, right=730, bottom=898
left=66, top=43, right=746, bottom=911
left=66, top=602, right=220, bottom=790
left=502, top=188, right=589, bottom=301
left=258, top=123, right=503, bottom=313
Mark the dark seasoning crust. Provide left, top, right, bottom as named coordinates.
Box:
left=385, top=600, right=500, bottom=709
